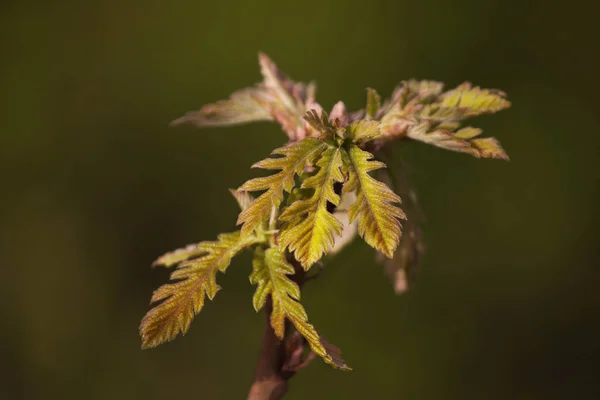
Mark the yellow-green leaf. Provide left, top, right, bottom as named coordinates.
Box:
left=344, top=145, right=406, bottom=258
left=237, top=138, right=328, bottom=236
left=140, top=231, right=255, bottom=349
left=454, top=126, right=483, bottom=140
left=366, top=88, right=381, bottom=120
left=278, top=147, right=345, bottom=269
left=439, top=82, right=511, bottom=118
left=250, top=247, right=350, bottom=370
left=471, top=137, right=510, bottom=160
left=345, top=119, right=381, bottom=143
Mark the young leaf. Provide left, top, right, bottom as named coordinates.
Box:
left=170, top=88, right=273, bottom=127
left=278, top=147, right=345, bottom=269
left=344, top=145, right=406, bottom=258
left=470, top=137, right=510, bottom=160
left=250, top=247, right=350, bottom=370
left=345, top=119, right=381, bottom=143
left=140, top=231, right=256, bottom=349
left=406, top=123, right=509, bottom=159
left=405, top=123, right=475, bottom=154
left=303, top=109, right=336, bottom=137
left=238, top=138, right=328, bottom=236
left=171, top=53, right=321, bottom=141
left=439, top=82, right=511, bottom=118
left=152, top=243, right=208, bottom=268
left=365, top=88, right=381, bottom=120
left=377, top=80, right=510, bottom=160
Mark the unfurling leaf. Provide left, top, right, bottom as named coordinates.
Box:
left=303, top=109, right=336, bottom=137
left=377, top=80, right=510, bottom=160
left=140, top=231, right=256, bottom=349
left=170, top=88, right=273, bottom=127
left=250, top=247, right=350, bottom=370
left=279, top=147, right=345, bottom=269
left=406, top=123, right=509, bottom=159
left=171, top=52, right=321, bottom=140
left=366, top=88, right=381, bottom=120
left=152, top=243, right=207, bottom=268
left=470, top=137, right=510, bottom=160
left=345, top=120, right=381, bottom=143
left=439, top=82, right=511, bottom=118
left=238, top=138, right=328, bottom=236
left=344, top=145, right=406, bottom=258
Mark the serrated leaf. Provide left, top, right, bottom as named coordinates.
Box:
left=377, top=80, right=510, bottom=160
left=171, top=53, right=322, bottom=140
left=170, top=87, right=273, bottom=127
left=303, top=109, right=336, bottom=137
left=278, top=147, right=345, bottom=269
left=152, top=243, right=207, bottom=268
left=406, top=79, right=444, bottom=101
left=406, top=123, right=509, bottom=159
left=406, top=123, right=475, bottom=154
left=440, top=82, right=511, bottom=117
left=345, top=119, right=381, bottom=143
left=344, top=145, right=406, bottom=258
left=140, top=231, right=255, bottom=349
left=250, top=247, right=350, bottom=370
left=238, top=138, right=328, bottom=236
left=471, top=137, right=510, bottom=160
left=366, top=88, right=381, bottom=120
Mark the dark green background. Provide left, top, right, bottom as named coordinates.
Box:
left=2, top=0, right=599, bottom=399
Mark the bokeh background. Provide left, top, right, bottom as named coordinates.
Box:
left=2, top=0, right=599, bottom=399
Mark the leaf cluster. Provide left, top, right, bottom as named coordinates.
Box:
left=140, top=53, right=511, bottom=370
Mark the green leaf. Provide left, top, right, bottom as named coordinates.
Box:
left=377, top=80, right=510, bottom=159
left=344, top=145, right=406, bottom=258
left=453, top=126, right=483, bottom=140
left=406, top=79, right=444, bottom=101
left=140, top=231, right=256, bottom=349
left=238, top=138, right=328, bottom=236
left=470, top=137, right=510, bottom=160
left=250, top=247, right=350, bottom=370
left=365, top=88, right=381, bottom=120
left=439, top=82, right=511, bottom=117
left=345, top=119, right=381, bottom=143
left=278, top=147, right=345, bottom=269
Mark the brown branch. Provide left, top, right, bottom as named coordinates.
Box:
left=247, top=261, right=310, bottom=400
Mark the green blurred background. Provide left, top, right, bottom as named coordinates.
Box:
left=2, top=0, right=599, bottom=399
